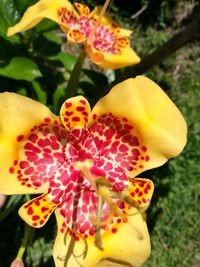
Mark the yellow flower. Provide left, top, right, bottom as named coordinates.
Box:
left=7, top=0, right=140, bottom=69
left=0, top=76, right=187, bottom=267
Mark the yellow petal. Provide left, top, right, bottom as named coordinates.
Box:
left=19, top=193, right=57, bottom=227
left=60, top=96, right=91, bottom=130
left=0, top=92, right=58, bottom=194
left=7, top=0, right=76, bottom=36
left=86, top=45, right=140, bottom=70
left=89, top=76, right=187, bottom=177
left=53, top=209, right=150, bottom=267
left=89, top=6, right=132, bottom=37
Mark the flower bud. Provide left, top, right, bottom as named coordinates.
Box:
left=0, top=194, right=6, bottom=208
left=10, top=258, right=24, bottom=267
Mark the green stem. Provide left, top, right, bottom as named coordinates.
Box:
left=17, top=224, right=34, bottom=260
left=65, top=49, right=86, bottom=99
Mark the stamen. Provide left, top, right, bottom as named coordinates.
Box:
left=96, top=0, right=112, bottom=25
left=75, top=162, right=98, bottom=193
left=94, top=194, right=103, bottom=250
left=90, top=0, right=112, bottom=42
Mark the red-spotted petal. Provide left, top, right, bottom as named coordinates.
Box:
left=88, top=114, right=150, bottom=181
left=0, top=92, right=59, bottom=195
left=67, top=28, right=86, bottom=43
left=89, top=76, right=187, bottom=176
left=19, top=194, right=57, bottom=228
left=127, top=178, right=154, bottom=208
left=14, top=120, right=68, bottom=190
left=75, top=2, right=90, bottom=16
left=60, top=96, right=91, bottom=130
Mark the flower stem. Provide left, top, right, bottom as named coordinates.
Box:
left=65, top=49, right=86, bottom=99
left=17, top=224, right=34, bottom=260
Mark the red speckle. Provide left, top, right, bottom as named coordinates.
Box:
left=135, top=188, right=139, bottom=194
left=32, top=215, right=40, bottom=221
left=142, top=146, right=147, bottom=152
left=130, top=192, right=135, bottom=198
left=17, top=135, right=24, bottom=142
left=145, top=155, right=150, bottom=161
left=39, top=220, right=44, bottom=225
left=142, top=198, right=147, bottom=203
left=72, top=117, right=81, bottom=122
left=9, top=167, right=15, bottom=174
left=92, top=114, right=97, bottom=120
left=24, top=167, right=34, bottom=175
left=147, top=184, right=151, bottom=190
left=44, top=117, right=51, bottom=123
left=138, top=191, right=143, bottom=197
left=75, top=236, right=80, bottom=241
left=112, top=228, right=118, bottom=234
left=65, top=102, right=72, bottom=108
left=119, top=144, right=128, bottom=153
left=65, top=111, right=73, bottom=116
left=13, top=160, right=18, bottom=165
left=33, top=222, right=38, bottom=227
left=28, top=133, right=38, bottom=143
left=35, top=200, right=40, bottom=206
left=41, top=207, right=49, bottom=213
left=80, top=99, right=86, bottom=105
left=27, top=207, right=34, bottom=215
left=76, top=106, right=85, bottom=112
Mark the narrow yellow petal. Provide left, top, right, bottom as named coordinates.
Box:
left=89, top=76, right=187, bottom=177
left=74, top=3, right=90, bottom=16
left=60, top=96, right=91, bottom=130
left=0, top=92, right=57, bottom=194
left=53, top=209, right=150, bottom=267
left=127, top=178, right=154, bottom=208
left=67, top=29, right=86, bottom=43
left=19, top=194, right=57, bottom=227
left=7, top=0, right=76, bottom=36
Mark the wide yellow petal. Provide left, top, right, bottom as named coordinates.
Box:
left=0, top=92, right=57, bottom=194
left=87, top=46, right=140, bottom=70
left=53, top=208, right=150, bottom=267
left=7, top=0, right=76, bottom=36
left=88, top=76, right=187, bottom=177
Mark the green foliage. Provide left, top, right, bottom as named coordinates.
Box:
left=143, top=45, right=200, bottom=267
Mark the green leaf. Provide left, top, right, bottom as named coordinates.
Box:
left=0, top=57, right=42, bottom=81
left=31, top=81, right=47, bottom=104
left=82, top=69, right=108, bottom=88
left=52, top=87, right=65, bottom=114
left=48, top=52, right=77, bottom=72
left=0, top=0, right=20, bottom=42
